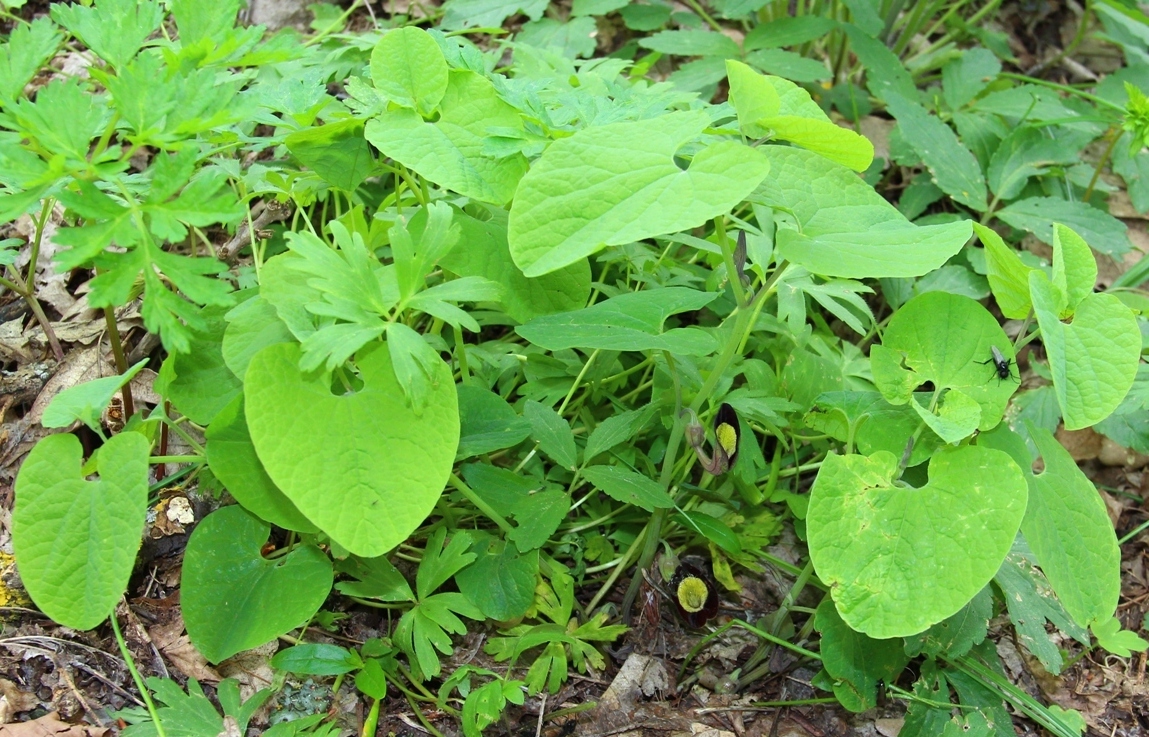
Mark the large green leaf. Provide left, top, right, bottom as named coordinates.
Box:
left=439, top=209, right=591, bottom=324
left=871, top=291, right=1016, bottom=433
left=1029, top=272, right=1140, bottom=429
left=244, top=342, right=459, bottom=556
left=516, top=287, right=718, bottom=355
left=182, top=506, right=333, bottom=663
left=759, top=147, right=971, bottom=278
left=508, top=111, right=770, bottom=276
left=13, top=432, right=149, bottom=630
left=807, top=446, right=1027, bottom=638
left=365, top=70, right=528, bottom=205
left=205, top=396, right=317, bottom=533
left=883, top=93, right=987, bottom=212
left=1021, top=427, right=1120, bottom=628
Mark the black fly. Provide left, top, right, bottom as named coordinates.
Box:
left=979, top=345, right=1018, bottom=383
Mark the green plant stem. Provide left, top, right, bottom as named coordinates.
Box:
left=362, top=698, right=381, bottom=737
left=1118, top=518, right=1149, bottom=544
left=681, top=0, right=722, bottom=31
left=945, top=655, right=1078, bottom=737
left=1084, top=126, right=1121, bottom=201
left=998, top=73, right=1124, bottom=112
left=103, top=306, right=136, bottom=418
left=732, top=618, right=821, bottom=661
left=453, top=324, right=470, bottom=385
left=715, top=217, right=747, bottom=307
left=449, top=473, right=513, bottom=535
left=404, top=694, right=445, bottom=737
left=110, top=610, right=167, bottom=737
left=618, top=262, right=789, bottom=619
left=148, top=455, right=204, bottom=465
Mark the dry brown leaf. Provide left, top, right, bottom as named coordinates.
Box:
left=26, top=347, right=115, bottom=426
left=0, top=711, right=107, bottom=736
left=218, top=641, right=277, bottom=702
left=148, top=616, right=221, bottom=684
left=1056, top=426, right=1103, bottom=462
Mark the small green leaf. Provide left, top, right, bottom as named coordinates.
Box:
left=814, top=598, right=908, bottom=713
left=516, top=288, right=718, bottom=355
left=365, top=71, right=528, bottom=205
left=51, top=0, right=163, bottom=69
left=941, top=47, right=1000, bottom=110
left=182, top=506, right=333, bottom=664
left=1029, top=271, right=1140, bottom=430
left=581, top=465, right=673, bottom=512
left=911, top=388, right=981, bottom=444
left=286, top=120, right=374, bottom=192
left=873, top=292, right=1016, bottom=432
left=883, top=93, right=987, bottom=211
left=160, top=305, right=243, bottom=426
left=13, top=432, right=149, bottom=630
left=1046, top=706, right=1087, bottom=736
left=997, top=197, right=1132, bottom=257
left=335, top=555, right=415, bottom=602
left=417, top=528, right=477, bottom=600
left=677, top=511, right=741, bottom=556
left=808, top=446, right=1027, bottom=638
left=524, top=400, right=578, bottom=470
left=1052, top=224, right=1097, bottom=314
left=0, top=18, right=61, bottom=104
left=744, top=16, right=835, bottom=50
left=457, top=385, right=532, bottom=459
left=1091, top=616, right=1149, bottom=657
left=508, top=111, right=770, bottom=276
left=42, top=359, right=148, bottom=431
left=584, top=406, right=655, bottom=461
left=355, top=659, right=388, bottom=700
left=245, top=342, right=459, bottom=557
left=455, top=533, right=539, bottom=621
left=972, top=222, right=1033, bottom=320
left=395, top=592, right=483, bottom=679
left=369, top=26, right=448, bottom=115
left=271, top=644, right=361, bottom=676
left=638, top=30, right=741, bottom=58
left=507, top=491, right=569, bottom=552
left=221, top=295, right=295, bottom=381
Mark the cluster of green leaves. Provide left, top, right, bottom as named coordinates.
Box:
left=8, top=0, right=1149, bottom=735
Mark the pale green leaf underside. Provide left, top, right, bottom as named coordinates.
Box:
left=13, top=432, right=149, bottom=630
left=508, top=110, right=770, bottom=277
left=244, top=342, right=459, bottom=556
left=808, top=446, right=1027, bottom=638
left=758, top=147, right=970, bottom=278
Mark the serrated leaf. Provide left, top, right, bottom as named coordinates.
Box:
left=942, top=47, right=1001, bottom=110
left=884, top=93, right=987, bottom=211
left=51, top=0, right=163, bottom=69
left=457, top=385, right=532, bottom=459
left=507, top=491, right=569, bottom=552
left=417, top=528, right=477, bottom=600
left=997, top=197, right=1132, bottom=257
left=455, top=533, right=539, bottom=620
left=0, top=18, right=61, bottom=104
left=335, top=554, right=415, bottom=602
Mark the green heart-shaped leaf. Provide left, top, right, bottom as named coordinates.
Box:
left=1030, top=271, right=1140, bottom=430
left=874, top=291, right=1016, bottom=434
left=244, top=342, right=459, bottom=556
left=183, top=506, right=333, bottom=664
left=808, top=445, right=1027, bottom=638
left=205, top=396, right=317, bottom=533
left=13, top=432, right=149, bottom=630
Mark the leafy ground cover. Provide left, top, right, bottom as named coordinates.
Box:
left=2, top=0, right=1149, bottom=735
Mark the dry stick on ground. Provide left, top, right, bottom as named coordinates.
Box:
left=219, top=200, right=292, bottom=263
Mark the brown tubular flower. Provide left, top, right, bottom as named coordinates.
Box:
left=670, top=556, right=719, bottom=628
left=685, top=403, right=740, bottom=476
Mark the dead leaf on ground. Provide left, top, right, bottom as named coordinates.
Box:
left=218, top=641, right=277, bottom=702
left=0, top=711, right=106, bottom=736
left=26, top=347, right=116, bottom=427
left=148, top=615, right=220, bottom=685
left=1056, top=427, right=1103, bottom=462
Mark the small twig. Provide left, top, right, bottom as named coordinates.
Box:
left=218, top=200, right=291, bottom=263
left=55, top=657, right=106, bottom=727
left=534, top=692, right=547, bottom=737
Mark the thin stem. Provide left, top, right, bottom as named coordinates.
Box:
left=104, top=307, right=135, bottom=418
left=110, top=610, right=166, bottom=737
left=715, top=217, right=747, bottom=307
left=732, top=619, right=822, bottom=661
left=449, top=473, right=514, bottom=535
left=1084, top=126, right=1120, bottom=201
